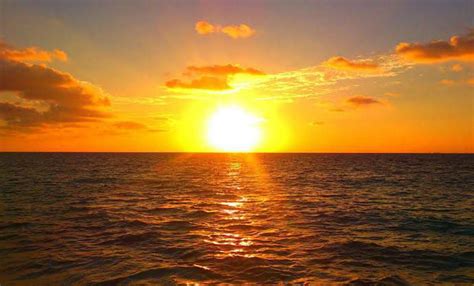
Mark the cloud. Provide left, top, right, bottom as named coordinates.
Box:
left=310, top=121, right=324, bottom=126
left=395, top=30, right=474, bottom=63
left=113, top=121, right=147, bottom=130
left=346, top=95, right=382, bottom=107
left=0, top=41, right=67, bottom=62
left=439, top=79, right=455, bottom=85
left=165, top=64, right=264, bottom=91
left=451, top=64, right=463, bottom=72
left=195, top=21, right=255, bottom=39
left=0, top=103, right=43, bottom=128
left=0, top=42, right=110, bottom=130
left=112, top=121, right=167, bottom=133
left=165, top=76, right=230, bottom=91
left=186, top=64, right=264, bottom=76
left=221, top=24, right=255, bottom=39
left=249, top=54, right=406, bottom=101
left=195, top=21, right=216, bottom=35
left=323, top=56, right=381, bottom=72
left=437, top=78, right=474, bottom=86
left=164, top=53, right=405, bottom=100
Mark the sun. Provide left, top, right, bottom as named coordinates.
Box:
left=207, top=106, right=262, bottom=152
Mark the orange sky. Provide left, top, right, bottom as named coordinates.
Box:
left=0, top=1, right=473, bottom=152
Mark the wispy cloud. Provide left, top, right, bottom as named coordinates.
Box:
left=166, top=76, right=230, bottom=91
left=346, top=95, right=382, bottom=107
left=113, top=121, right=147, bottom=130
left=186, top=64, right=264, bottom=76
left=322, top=56, right=381, bottom=73
left=250, top=54, right=407, bottom=101
left=384, top=92, right=400, bottom=97
left=439, top=79, right=455, bottom=85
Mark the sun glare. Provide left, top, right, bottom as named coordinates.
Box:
left=207, top=106, right=262, bottom=152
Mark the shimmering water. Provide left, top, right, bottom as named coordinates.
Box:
left=0, top=153, right=473, bottom=285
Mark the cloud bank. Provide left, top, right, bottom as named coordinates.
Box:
left=0, top=42, right=110, bottom=130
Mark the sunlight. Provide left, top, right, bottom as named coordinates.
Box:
left=207, top=106, right=262, bottom=152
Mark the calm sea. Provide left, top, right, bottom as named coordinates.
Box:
left=0, top=153, right=473, bottom=285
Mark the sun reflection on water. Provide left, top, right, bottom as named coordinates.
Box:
left=202, top=158, right=260, bottom=260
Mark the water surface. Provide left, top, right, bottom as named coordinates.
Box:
left=1, top=153, right=473, bottom=285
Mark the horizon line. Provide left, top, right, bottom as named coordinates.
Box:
left=0, top=151, right=473, bottom=155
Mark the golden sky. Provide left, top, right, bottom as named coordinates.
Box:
left=0, top=1, right=473, bottom=152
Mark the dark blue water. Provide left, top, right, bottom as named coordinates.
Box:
left=1, top=153, right=473, bottom=285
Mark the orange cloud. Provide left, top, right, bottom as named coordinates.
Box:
left=468, top=78, right=474, bottom=86
left=165, top=76, right=230, bottom=91
left=323, top=56, right=381, bottom=72
left=114, top=121, right=147, bottom=130
left=186, top=64, right=264, bottom=76
left=166, top=64, right=264, bottom=91
left=439, top=79, right=455, bottom=85
left=194, top=21, right=255, bottom=39
left=0, top=42, right=109, bottom=130
left=396, top=30, right=474, bottom=63
left=0, top=41, right=67, bottom=62
left=109, top=121, right=167, bottom=135
left=310, top=121, right=324, bottom=126
left=346, top=95, right=382, bottom=107
left=451, top=64, right=463, bottom=72
left=221, top=24, right=255, bottom=39
left=195, top=21, right=216, bottom=35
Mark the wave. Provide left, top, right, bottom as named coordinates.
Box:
left=318, top=240, right=474, bottom=271
left=94, top=266, right=225, bottom=285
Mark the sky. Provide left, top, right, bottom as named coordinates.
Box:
left=0, top=0, right=473, bottom=152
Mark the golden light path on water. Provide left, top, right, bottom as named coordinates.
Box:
left=177, top=153, right=317, bottom=284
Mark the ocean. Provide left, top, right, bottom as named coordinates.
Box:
left=0, top=153, right=473, bottom=285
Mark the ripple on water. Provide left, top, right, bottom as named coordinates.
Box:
left=0, top=153, right=473, bottom=284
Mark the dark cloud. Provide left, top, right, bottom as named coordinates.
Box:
left=113, top=121, right=147, bottom=130
left=310, top=121, right=324, bottom=126
left=98, top=121, right=166, bottom=136
left=396, top=30, right=474, bottom=63
left=0, top=103, right=43, bottom=128
left=0, top=42, right=110, bottom=129
left=346, top=95, right=382, bottom=106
